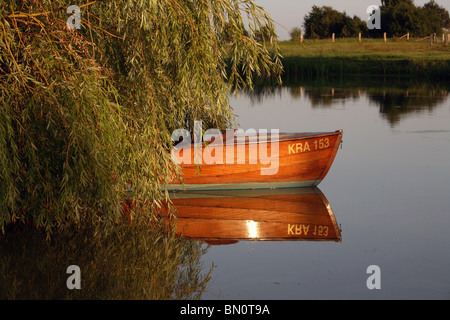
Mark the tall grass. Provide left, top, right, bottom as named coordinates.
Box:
left=276, top=39, right=450, bottom=81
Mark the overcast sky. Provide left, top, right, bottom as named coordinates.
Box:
left=254, top=0, right=448, bottom=40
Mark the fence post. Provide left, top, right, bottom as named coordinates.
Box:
left=430, top=34, right=432, bottom=47
left=407, top=33, right=409, bottom=41
left=332, top=33, right=335, bottom=42
left=384, top=32, right=387, bottom=42
left=359, top=33, right=362, bottom=42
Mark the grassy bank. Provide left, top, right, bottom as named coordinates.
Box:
left=276, top=39, right=450, bottom=81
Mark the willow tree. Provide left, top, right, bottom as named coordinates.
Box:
left=0, top=1, right=282, bottom=233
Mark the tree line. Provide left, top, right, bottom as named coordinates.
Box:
left=292, top=0, right=450, bottom=40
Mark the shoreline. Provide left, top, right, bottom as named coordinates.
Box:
left=278, top=39, right=450, bottom=81
left=280, top=55, right=450, bottom=81
left=239, top=39, right=450, bottom=83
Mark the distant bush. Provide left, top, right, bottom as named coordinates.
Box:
left=289, top=27, right=303, bottom=41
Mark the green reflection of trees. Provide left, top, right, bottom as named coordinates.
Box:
left=365, top=86, right=448, bottom=126
left=291, top=86, right=362, bottom=108
left=241, top=79, right=449, bottom=127
left=0, top=219, right=212, bottom=300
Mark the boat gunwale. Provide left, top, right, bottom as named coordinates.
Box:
left=173, top=130, right=343, bottom=148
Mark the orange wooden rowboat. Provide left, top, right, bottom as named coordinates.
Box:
left=168, top=130, right=343, bottom=190
left=166, top=187, right=341, bottom=244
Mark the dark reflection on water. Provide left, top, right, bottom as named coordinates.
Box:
left=0, top=186, right=341, bottom=299
left=239, top=79, right=450, bottom=127
left=0, top=221, right=211, bottom=299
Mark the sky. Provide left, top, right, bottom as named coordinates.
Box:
left=253, top=0, right=448, bottom=40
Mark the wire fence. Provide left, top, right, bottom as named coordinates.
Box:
left=294, top=32, right=450, bottom=46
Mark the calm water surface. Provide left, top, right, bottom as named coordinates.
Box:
left=2, top=82, right=449, bottom=300
left=199, top=82, right=450, bottom=299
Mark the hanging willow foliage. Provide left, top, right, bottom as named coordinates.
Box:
left=0, top=0, right=282, bottom=233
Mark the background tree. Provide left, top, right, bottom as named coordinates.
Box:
left=303, top=6, right=368, bottom=39
left=372, top=0, right=450, bottom=37
left=422, top=0, right=450, bottom=30
left=0, top=0, right=282, bottom=233
left=381, top=0, right=421, bottom=36
left=340, top=14, right=368, bottom=37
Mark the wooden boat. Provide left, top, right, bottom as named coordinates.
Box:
left=165, top=187, right=341, bottom=244
left=168, top=130, right=343, bottom=190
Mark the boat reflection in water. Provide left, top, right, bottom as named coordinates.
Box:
left=167, top=187, right=341, bottom=245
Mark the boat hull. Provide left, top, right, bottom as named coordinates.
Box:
left=168, top=130, right=343, bottom=190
